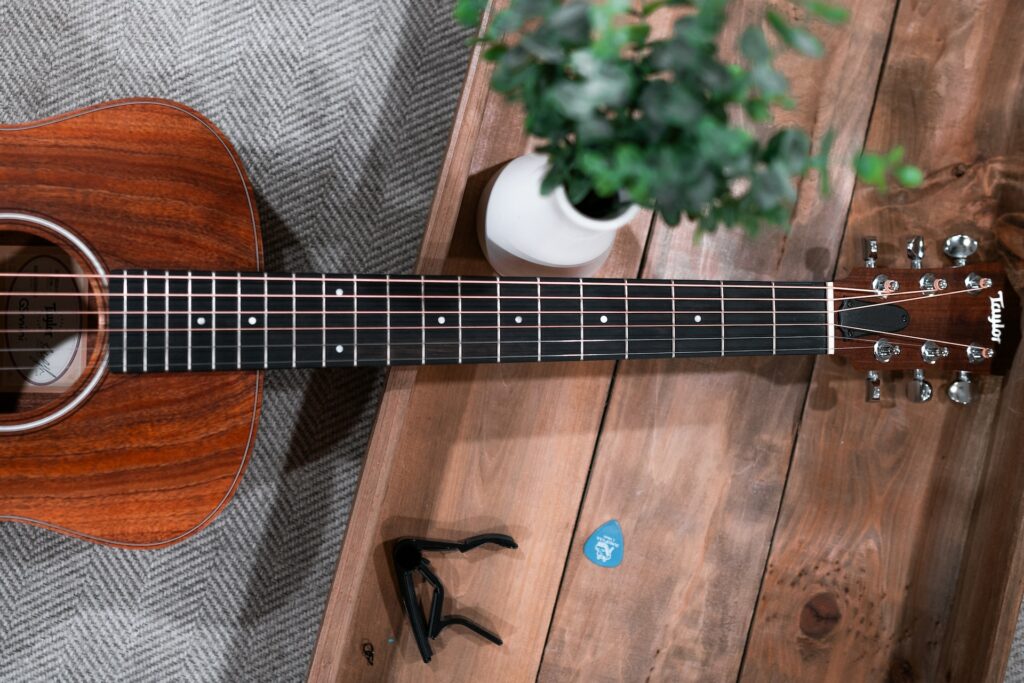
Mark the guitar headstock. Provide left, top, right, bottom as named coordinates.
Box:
left=833, top=234, right=1020, bottom=405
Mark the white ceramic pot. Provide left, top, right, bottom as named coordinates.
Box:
left=477, top=153, right=639, bottom=277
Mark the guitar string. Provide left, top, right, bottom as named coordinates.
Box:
left=1, top=282, right=972, bottom=311
left=0, top=341, right=881, bottom=372
left=0, top=271, right=881, bottom=294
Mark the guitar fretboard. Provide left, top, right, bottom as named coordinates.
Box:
left=107, top=271, right=832, bottom=373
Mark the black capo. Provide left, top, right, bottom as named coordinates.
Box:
left=392, top=533, right=518, bottom=663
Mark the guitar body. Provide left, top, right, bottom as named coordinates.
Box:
left=0, top=99, right=263, bottom=548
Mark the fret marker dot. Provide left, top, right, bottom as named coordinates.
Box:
left=248, top=316, right=257, bottom=325
left=335, top=288, right=344, bottom=296
left=335, top=345, right=344, bottom=354
left=437, top=316, right=446, bottom=325
left=196, top=317, right=206, bottom=326
left=694, top=315, right=702, bottom=323
left=514, top=315, right=523, bottom=324
left=600, top=315, right=609, bottom=324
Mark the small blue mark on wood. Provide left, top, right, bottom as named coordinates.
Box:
left=584, top=519, right=623, bottom=568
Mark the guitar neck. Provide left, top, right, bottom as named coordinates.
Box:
left=107, top=271, right=835, bottom=373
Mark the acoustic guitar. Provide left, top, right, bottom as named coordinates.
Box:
left=1, top=99, right=1019, bottom=548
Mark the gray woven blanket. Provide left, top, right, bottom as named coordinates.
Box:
left=0, top=1, right=468, bottom=679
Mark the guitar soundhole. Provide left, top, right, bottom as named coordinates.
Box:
left=0, top=218, right=106, bottom=430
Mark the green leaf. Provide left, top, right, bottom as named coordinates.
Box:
left=811, top=129, right=835, bottom=195
left=764, top=128, right=811, bottom=174
left=895, top=165, right=924, bottom=188
left=803, top=1, right=851, bottom=24
left=766, top=10, right=824, bottom=58
left=855, top=152, right=887, bottom=189
left=886, top=145, right=904, bottom=164
left=454, top=0, right=488, bottom=27
left=739, top=26, right=771, bottom=64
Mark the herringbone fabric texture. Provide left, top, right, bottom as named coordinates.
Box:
left=0, top=1, right=470, bottom=680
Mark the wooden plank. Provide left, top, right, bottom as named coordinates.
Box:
left=538, top=2, right=897, bottom=680
left=310, top=4, right=656, bottom=679
left=740, top=1, right=1024, bottom=680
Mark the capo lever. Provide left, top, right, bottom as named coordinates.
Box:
left=392, top=533, right=518, bottom=663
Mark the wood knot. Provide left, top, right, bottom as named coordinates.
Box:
left=888, top=656, right=915, bottom=683
left=952, top=163, right=967, bottom=177
left=799, top=592, right=841, bottom=639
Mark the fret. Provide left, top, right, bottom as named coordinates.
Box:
left=389, top=276, right=425, bottom=366
left=186, top=271, right=193, bottom=371
left=190, top=273, right=213, bottom=371
left=671, top=279, right=677, bottom=359
left=321, top=275, right=327, bottom=368
left=719, top=281, right=725, bottom=357
left=539, top=279, right=580, bottom=361
left=295, top=274, right=324, bottom=368
left=497, top=278, right=539, bottom=362
left=457, top=276, right=463, bottom=364
left=237, top=274, right=243, bottom=370
left=108, top=273, right=125, bottom=372
left=623, top=279, right=630, bottom=359
left=771, top=282, right=777, bottom=356
left=497, top=279, right=502, bottom=363
left=239, top=273, right=265, bottom=369
left=423, top=279, right=459, bottom=364
left=145, top=273, right=166, bottom=372
left=325, top=277, right=354, bottom=367
left=167, top=273, right=189, bottom=371
left=583, top=280, right=625, bottom=360
left=461, top=279, right=498, bottom=362
left=774, top=282, right=828, bottom=355
left=142, top=272, right=148, bottom=372
left=165, top=271, right=171, bottom=372
left=673, top=281, right=722, bottom=356
left=266, top=274, right=293, bottom=369
left=292, top=275, right=297, bottom=369
left=386, top=275, right=391, bottom=366
left=578, top=279, right=584, bottom=360
left=536, top=277, right=541, bottom=361
left=262, top=274, right=269, bottom=369
left=214, top=275, right=238, bottom=370
left=210, top=275, right=215, bottom=371
left=723, top=282, right=773, bottom=355
left=420, top=276, right=426, bottom=365
left=355, top=278, right=387, bottom=365
left=623, top=280, right=673, bottom=358
left=352, top=275, right=358, bottom=366
left=124, top=271, right=145, bottom=373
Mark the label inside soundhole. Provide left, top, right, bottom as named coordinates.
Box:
left=2, top=248, right=87, bottom=393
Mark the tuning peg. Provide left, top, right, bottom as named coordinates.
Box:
left=907, top=369, right=933, bottom=403
left=943, top=234, right=978, bottom=267
left=864, top=236, right=879, bottom=268
left=866, top=370, right=881, bottom=402
left=906, top=236, right=924, bottom=269
left=947, top=371, right=973, bottom=405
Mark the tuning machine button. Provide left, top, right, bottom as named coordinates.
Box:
left=864, top=236, right=879, bottom=268
left=866, top=371, right=881, bottom=402
left=874, top=339, right=901, bottom=363
left=947, top=371, right=973, bottom=405
left=906, top=236, right=924, bottom=269
left=872, top=275, right=900, bottom=296
left=907, top=369, right=933, bottom=403
left=919, top=273, right=947, bottom=294
left=943, top=234, right=978, bottom=267
left=920, top=340, right=950, bottom=364
left=964, top=272, right=993, bottom=294
left=965, top=344, right=994, bottom=364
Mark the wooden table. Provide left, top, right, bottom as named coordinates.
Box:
left=309, top=1, right=1024, bottom=680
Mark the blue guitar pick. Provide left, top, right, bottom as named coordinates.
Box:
left=583, top=519, right=624, bottom=568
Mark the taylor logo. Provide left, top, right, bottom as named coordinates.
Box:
left=989, top=291, right=1005, bottom=343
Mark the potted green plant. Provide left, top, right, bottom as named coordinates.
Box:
left=456, top=0, right=922, bottom=276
